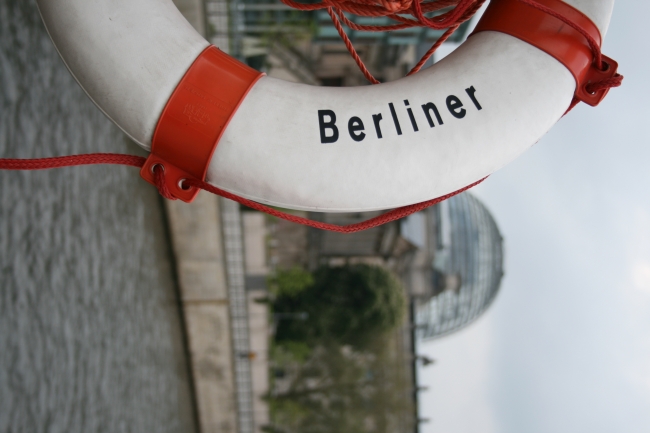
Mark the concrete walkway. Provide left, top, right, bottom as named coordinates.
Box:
left=166, top=193, right=237, bottom=433
left=168, top=2, right=239, bottom=433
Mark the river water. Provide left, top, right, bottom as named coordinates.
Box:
left=0, top=1, right=197, bottom=432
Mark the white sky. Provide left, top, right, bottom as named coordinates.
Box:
left=417, top=2, right=650, bottom=432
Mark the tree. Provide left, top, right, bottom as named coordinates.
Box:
left=268, top=338, right=414, bottom=433
left=268, top=265, right=412, bottom=433
left=272, top=264, right=405, bottom=349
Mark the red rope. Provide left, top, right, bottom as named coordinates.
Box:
left=284, top=0, right=623, bottom=106
left=283, top=0, right=486, bottom=83
left=327, top=7, right=380, bottom=84
left=153, top=164, right=177, bottom=200
left=0, top=153, right=145, bottom=170
left=407, top=24, right=458, bottom=75
left=0, top=153, right=482, bottom=233
left=585, top=75, right=624, bottom=94
left=185, top=176, right=484, bottom=233
left=412, top=0, right=482, bottom=30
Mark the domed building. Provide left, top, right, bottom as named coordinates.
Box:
left=401, top=192, right=505, bottom=340
left=271, top=191, right=504, bottom=431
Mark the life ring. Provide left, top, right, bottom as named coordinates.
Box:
left=36, top=0, right=618, bottom=211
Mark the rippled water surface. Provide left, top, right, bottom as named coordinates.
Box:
left=0, top=1, right=197, bottom=431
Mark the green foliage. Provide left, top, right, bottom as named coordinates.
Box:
left=269, top=266, right=314, bottom=298
left=273, top=264, right=405, bottom=349
left=256, top=10, right=317, bottom=44
left=267, top=397, right=310, bottom=431
left=268, top=340, right=413, bottom=433
left=271, top=340, right=312, bottom=365
left=268, top=264, right=412, bottom=433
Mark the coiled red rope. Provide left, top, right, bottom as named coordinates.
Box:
left=285, top=0, right=486, bottom=81
left=286, top=0, right=623, bottom=97
left=0, top=153, right=483, bottom=233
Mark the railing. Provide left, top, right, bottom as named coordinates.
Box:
left=221, top=198, right=256, bottom=433
left=205, top=2, right=255, bottom=431
left=206, top=0, right=237, bottom=55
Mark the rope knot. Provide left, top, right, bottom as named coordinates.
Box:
left=152, top=164, right=177, bottom=201
left=585, top=73, right=624, bottom=95
left=377, top=0, right=412, bottom=13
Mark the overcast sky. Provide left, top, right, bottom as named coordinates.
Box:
left=417, top=2, right=650, bottom=432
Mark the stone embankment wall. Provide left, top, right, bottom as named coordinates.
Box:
left=169, top=1, right=237, bottom=432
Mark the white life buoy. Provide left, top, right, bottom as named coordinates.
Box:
left=36, top=0, right=617, bottom=211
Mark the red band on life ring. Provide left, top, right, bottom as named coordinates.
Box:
left=140, top=46, right=263, bottom=202
left=472, top=0, right=618, bottom=107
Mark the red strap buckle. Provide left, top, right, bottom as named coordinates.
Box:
left=140, top=46, right=263, bottom=202
left=576, top=54, right=619, bottom=107
left=472, top=0, right=618, bottom=107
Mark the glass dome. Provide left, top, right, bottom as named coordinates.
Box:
left=416, top=192, right=504, bottom=340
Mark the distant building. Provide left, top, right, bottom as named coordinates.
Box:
left=266, top=191, right=502, bottom=433
left=302, top=192, right=505, bottom=340
left=306, top=211, right=402, bottom=269
left=402, top=192, right=505, bottom=340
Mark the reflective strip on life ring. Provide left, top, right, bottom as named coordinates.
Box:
left=36, top=0, right=616, bottom=211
